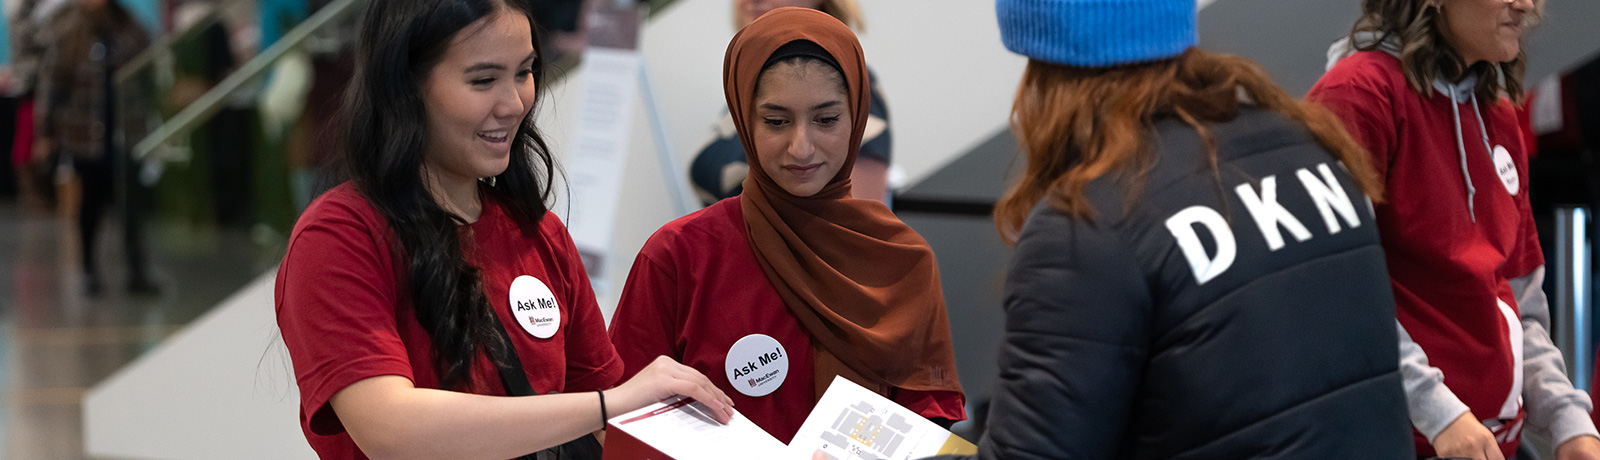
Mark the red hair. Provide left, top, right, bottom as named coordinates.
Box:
left=995, top=49, right=1384, bottom=244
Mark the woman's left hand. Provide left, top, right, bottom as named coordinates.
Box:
left=1558, top=435, right=1600, bottom=460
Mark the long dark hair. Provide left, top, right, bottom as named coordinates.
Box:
left=1349, top=0, right=1539, bottom=102
left=331, top=0, right=557, bottom=390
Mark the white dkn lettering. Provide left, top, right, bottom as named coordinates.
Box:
left=1236, top=176, right=1312, bottom=251
left=1164, top=162, right=1367, bottom=285
left=1165, top=206, right=1236, bottom=285
left=1296, top=163, right=1362, bottom=235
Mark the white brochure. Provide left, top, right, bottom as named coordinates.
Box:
left=606, top=396, right=789, bottom=460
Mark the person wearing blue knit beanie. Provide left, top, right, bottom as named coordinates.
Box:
left=924, top=0, right=1417, bottom=458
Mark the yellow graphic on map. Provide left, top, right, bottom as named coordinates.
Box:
left=849, top=415, right=884, bottom=446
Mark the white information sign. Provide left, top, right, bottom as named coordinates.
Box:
left=566, top=46, right=642, bottom=294
left=565, top=2, right=646, bottom=294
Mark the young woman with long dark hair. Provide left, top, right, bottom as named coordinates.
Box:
left=1310, top=0, right=1600, bottom=458
left=275, top=1, right=732, bottom=458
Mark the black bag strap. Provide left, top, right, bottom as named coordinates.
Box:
left=492, top=321, right=539, bottom=398
left=490, top=314, right=603, bottom=460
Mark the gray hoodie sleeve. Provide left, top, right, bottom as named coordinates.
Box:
left=1515, top=265, right=1599, bottom=447
left=1398, top=321, right=1472, bottom=442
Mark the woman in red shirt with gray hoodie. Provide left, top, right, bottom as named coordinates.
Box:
left=1309, top=0, right=1599, bottom=458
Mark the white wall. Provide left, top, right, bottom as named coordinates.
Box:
left=539, top=0, right=1027, bottom=317
left=83, top=272, right=314, bottom=460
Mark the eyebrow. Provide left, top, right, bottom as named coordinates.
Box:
left=758, top=100, right=843, bottom=111
left=464, top=51, right=538, bottom=73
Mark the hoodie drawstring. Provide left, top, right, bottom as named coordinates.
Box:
left=1470, top=92, right=1494, bottom=161
left=1449, top=96, right=1478, bottom=222
left=1435, top=75, right=1487, bottom=222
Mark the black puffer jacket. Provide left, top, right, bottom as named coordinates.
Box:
left=947, top=108, right=1413, bottom=459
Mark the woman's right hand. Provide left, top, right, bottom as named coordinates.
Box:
left=608, top=355, right=735, bottom=424
left=1433, top=412, right=1503, bottom=460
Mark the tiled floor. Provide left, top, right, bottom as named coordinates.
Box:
left=0, top=200, right=283, bottom=459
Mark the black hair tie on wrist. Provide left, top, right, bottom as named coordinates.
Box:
left=598, top=390, right=608, bottom=431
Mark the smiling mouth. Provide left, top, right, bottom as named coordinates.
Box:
left=479, top=131, right=510, bottom=144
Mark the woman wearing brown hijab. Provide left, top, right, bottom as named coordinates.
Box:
left=608, top=7, right=964, bottom=442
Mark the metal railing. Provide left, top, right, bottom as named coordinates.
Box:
left=129, top=0, right=365, bottom=163
left=123, top=0, right=684, bottom=166
left=113, top=0, right=256, bottom=86
left=1554, top=206, right=1594, bottom=390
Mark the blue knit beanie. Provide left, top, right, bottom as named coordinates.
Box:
left=996, top=0, right=1197, bottom=68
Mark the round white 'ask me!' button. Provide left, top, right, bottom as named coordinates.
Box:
left=725, top=334, right=788, bottom=397
left=509, top=275, right=560, bottom=339
left=1492, top=145, right=1519, bottom=196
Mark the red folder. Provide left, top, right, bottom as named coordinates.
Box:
left=600, top=423, right=673, bottom=460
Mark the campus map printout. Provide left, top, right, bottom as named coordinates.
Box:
left=603, top=377, right=974, bottom=460
left=788, top=377, right=977, bottom=460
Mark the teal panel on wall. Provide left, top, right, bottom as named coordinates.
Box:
left=0, top=5, right=11, bottom=65
left=122, top=0, right=162, bottom=33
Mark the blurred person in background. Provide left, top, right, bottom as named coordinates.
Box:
left=8, top=0, right=59, bottom=211
left=1310, top=0, right=1600, bottom=457
left=689, top=0, right=891, bottom=206
left=36, top=0, right=155, bottom=295
left=929, top=0, right=1415, bottom=457
left=168, top=0, right=255, bottom=228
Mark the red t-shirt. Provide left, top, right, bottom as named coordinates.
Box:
left=1309, top=51, right=1542, bottom=457
left=608, top=197, right=965, bottom=443
left=275, top=183, right=623, bottom=459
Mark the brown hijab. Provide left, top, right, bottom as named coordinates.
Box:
left=723, top=7, right=962, bottom=397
